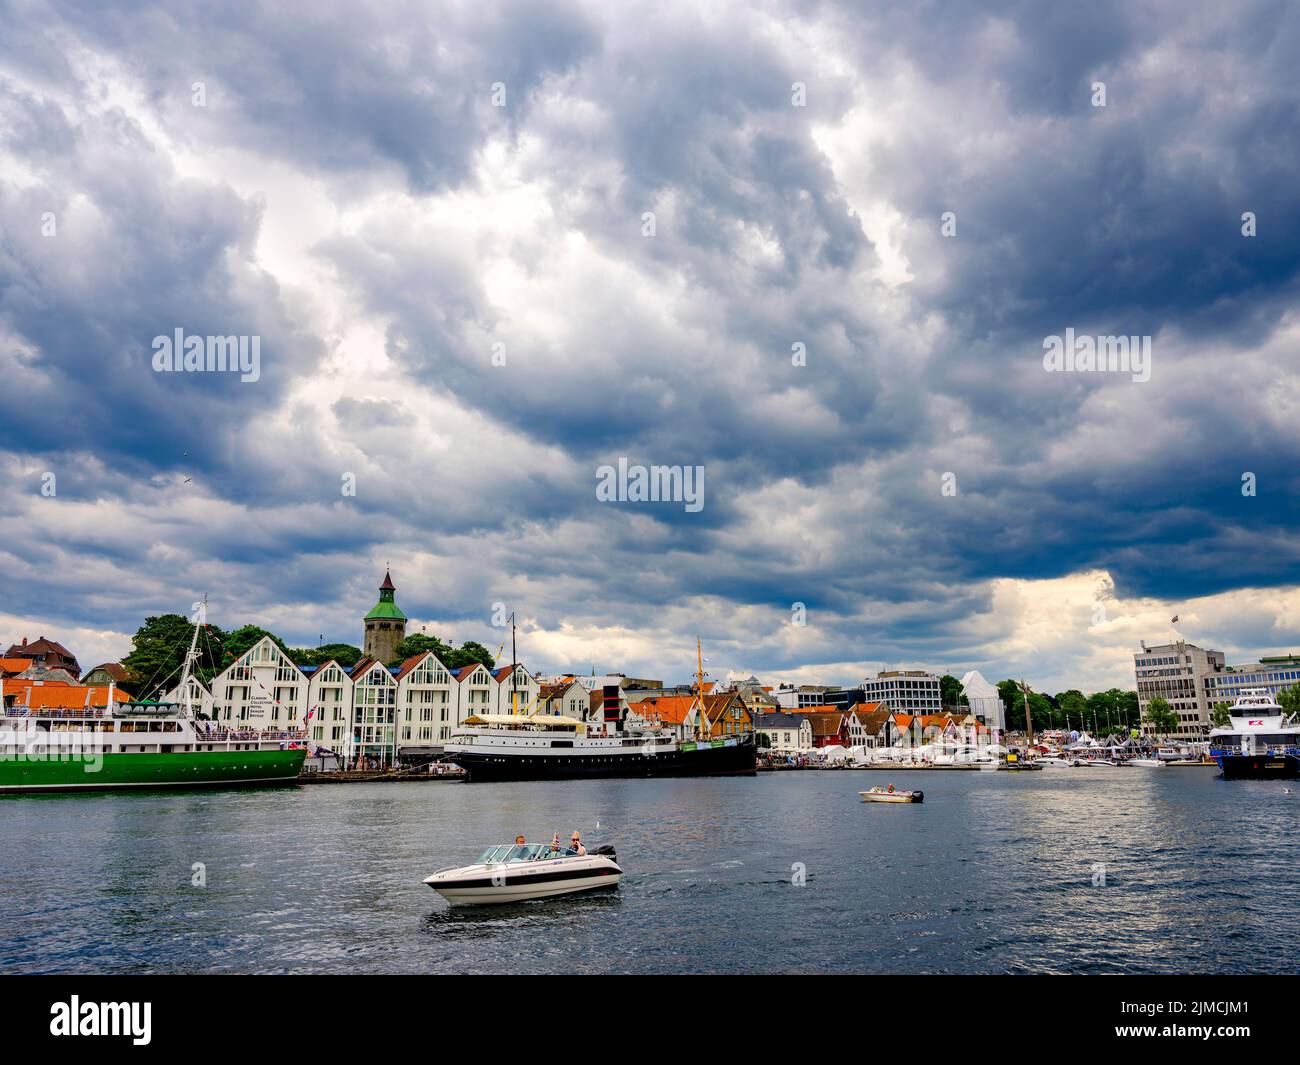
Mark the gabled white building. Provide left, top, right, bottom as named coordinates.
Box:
left=210, top=636, right=308, bottom=728
left=454, top=662, right=495, bottom=719
left=396, top=652, right=457, bottom=747
left=537, top=679, right=591, bottom=719
left=492, top=663, right=540, bottom=714
left=350, top=657, right=397, bottom=762
left=306, top=659, right=353, bottom=751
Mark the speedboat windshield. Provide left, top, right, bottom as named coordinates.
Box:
left=476, top=845, right=515, bottom=864
left=476, top=844, right=555, bottom=865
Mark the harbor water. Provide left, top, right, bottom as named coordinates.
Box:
left=2, top=768, right=1296, bottom=974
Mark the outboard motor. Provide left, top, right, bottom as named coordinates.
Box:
left=592, top=845, right=617, bottom=858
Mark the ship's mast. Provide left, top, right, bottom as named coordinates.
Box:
left=179, top=595, right=206, bottom=719
left=1020, top=679, right=1033, bottom=748
left=693, top=637, right=708, bottom=742
left=511, top=612, right=518, bottom=715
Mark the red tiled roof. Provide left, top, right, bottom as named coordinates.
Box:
left=804, top=711, right=846, bottom=738
left=635, top=695, right=695, bottom=725
left=0, top=657, right=30, bottom=674
left=4, top=680, right=118, bottom=709
left=395, top=653, right=428, bottom=681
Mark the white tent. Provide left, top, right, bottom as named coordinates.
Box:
left=818, top=744, right=851, bottom=763
left=961, top=670, right=1005, bottom=732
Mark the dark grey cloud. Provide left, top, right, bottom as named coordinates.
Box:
left=2, top=0, right=1299, bottom=688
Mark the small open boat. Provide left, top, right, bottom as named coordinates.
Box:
left=860, top=785, right=923, bottom=804
left=424, top=842, right=621, bottom=905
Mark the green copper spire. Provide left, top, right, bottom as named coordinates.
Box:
left=365, top=570, right=407, bottom=621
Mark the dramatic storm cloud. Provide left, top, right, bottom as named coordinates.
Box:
left=2, top=0, right=1299, bottom=690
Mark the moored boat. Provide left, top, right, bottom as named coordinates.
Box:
left=445, top=637, right=756, bottom=782
left=0, top=605, right=306, bottom=794
left=1209, top=689, right=1300, bottom=779
left=424, top=842, right=622, bottom=905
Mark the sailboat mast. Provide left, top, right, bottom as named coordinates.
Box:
left=1022, top=679, right=1033, bottom=748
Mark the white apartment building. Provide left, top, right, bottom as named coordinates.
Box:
left=306, top=659, right=352, bottom=750
left=492, top=664, right=540, bottom=714
left=350, top=658, right=397, bottom=761
left=774, top=687, right=827, bottom=710
left=209, top=636, right=308, bottom=729
left=1203, top=654, right=1300, bottom=708
left=862, top=671, right=941, bottom=714
left=454, top=662, right=496, bottom=719
left=1133, top=640, right=1225, bottom=738
left=396, top=652, right=458, bottom=750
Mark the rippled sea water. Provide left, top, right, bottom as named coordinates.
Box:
left=2, top=768, right=1296, bottom=974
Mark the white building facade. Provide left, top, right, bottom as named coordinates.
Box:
left=1133, top=640, right=1225, bottom=738
left=210, top=636, right=308, bottom=729
left=862, top=671, right=941, bottom=714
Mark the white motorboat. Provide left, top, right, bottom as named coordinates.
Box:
left=424, top=842, right=622, bottom=906
left=1128, top=757, right=1166, bottom=767
left=1032, top=756, right=1073, bottom=768
left=860, top=785, right=923, bottom=803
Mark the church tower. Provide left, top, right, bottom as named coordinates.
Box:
left=363, top=570, right=407, bottom=664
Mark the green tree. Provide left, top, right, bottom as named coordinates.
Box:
left=939, top=674, right=968, bottom=709
left=122, top=614, right=229, bottom=695
left=448, top=640, right=496, bottom=671
left=1143, top=696, right=1179, bottom=736
left=1055, top=689, right=1087, bottom=728
left=1278, top=683, right=1300, bottom=718
left=390, top=633, right=455, bottom=666
left=387, top=633, right=496, bottom=670
left=996, top=680, right=1054, bottom=733
left=291, top=643, right=363, bottom=668
left=1211, top=701, right=1233, bottom=728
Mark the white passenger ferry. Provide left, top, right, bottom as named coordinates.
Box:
left=1208, top=689, right=1300, bottom=779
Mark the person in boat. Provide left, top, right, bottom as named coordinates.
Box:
left=887, top=783, right=895, bottom=793
left=515, top=836, right=526, bottom=845
left=567, top=832, right=586, bottom=856
left=550, top=833, right=562, bottom=855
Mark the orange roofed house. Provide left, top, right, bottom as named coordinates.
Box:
left=0, top=678, right=119, bottom=713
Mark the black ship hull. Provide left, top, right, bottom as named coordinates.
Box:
left=449, top=734, right=757, bottom=782
left=1214, top=752, right=1300, bottom=779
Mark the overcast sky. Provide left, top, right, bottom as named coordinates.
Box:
left=2, top=0, right=1299, bottom=692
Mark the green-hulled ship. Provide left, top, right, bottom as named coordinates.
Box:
left=0, top=609, right=306, bottom=794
